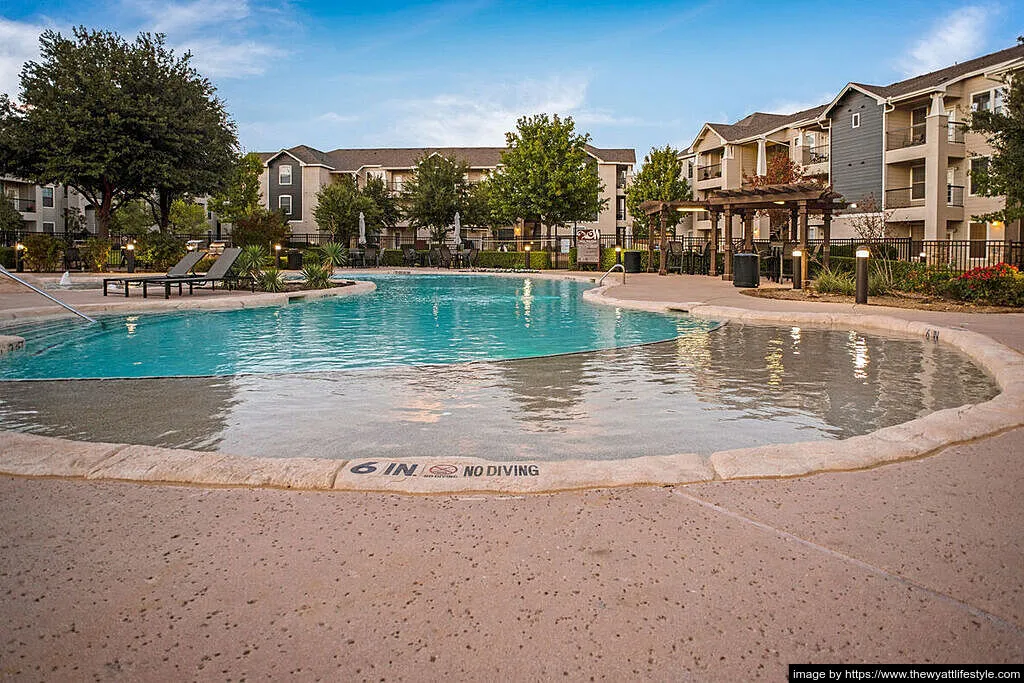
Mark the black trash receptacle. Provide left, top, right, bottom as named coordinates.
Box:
left=733, top=252, right=759, bottom=288
left=622, top=251, right=642, bottom=273
left=286, top=250, right=303, bottom=270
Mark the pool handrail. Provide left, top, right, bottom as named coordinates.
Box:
left=0, top=265, right=98, bottom=324
left=598, top=263, right=626, bottom=286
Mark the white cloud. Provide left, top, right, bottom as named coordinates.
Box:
left=764, top=93, right=834, bottom=116
left=394, top=78, right=589, bottom=146
left=900, top=5, right=991, bottom=76
left=152, top=0, right=250, bottom=34
left=0, top=18, right=49, bottom=97
left=316, top=112, right=359, bottom=125
left=179, top=40, right=286, bottom=78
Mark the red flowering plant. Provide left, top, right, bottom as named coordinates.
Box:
left=947, top=262, right=1024, bottom=306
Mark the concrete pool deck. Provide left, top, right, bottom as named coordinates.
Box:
left=1, top=271, right=1022, bottom=677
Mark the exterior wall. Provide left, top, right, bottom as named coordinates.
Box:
left=1, top=178, right=95, bottom=234
left=267, top=156, right=303, bottom=226
left=828, top=90, right=884, bottom=206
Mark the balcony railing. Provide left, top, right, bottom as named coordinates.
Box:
left=807, top=145, right=828, bottom=164
left=616, top=174, right=627, bottom=189
left=947, top=121, right=966, bottom=144
left=8, top=197, right=36, bottom=212
left=886, top=124, right=927, bottom=150
left=947, top=184, right=964, bottom=207
left=886, top=185, right=965, bottom=208
left=697, top=163, right=722, bottom=181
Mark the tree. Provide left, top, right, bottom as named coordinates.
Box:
left=464, top=177, right=515, bottom=232
left=488, top=114, right=607, bottom=241
left=231, top=208, right=290, bottom=248
left=0, top=196, right=22, bottom=233
left=209, top=152, right=264, bottom=224
left=0, top=28, right=236, bottom=237
left=313, top=176, right=375, bottom=244
left=361, top=176, right=401, bottom=237
left=109, top=199, right=156, bottom=236
left=848, top=193, right=892, bottom=241
left=168, top=199, right=207, bottom=233
left=400, top=154, right=473, bottom=244
left=744, top=151, right=810, bottom=241
left=626, top=145, right=691, bottom=239
left=969, top=65, right=1024, bottom=224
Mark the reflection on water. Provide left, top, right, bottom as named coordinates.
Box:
left=0, top=325, right=997, bottom=460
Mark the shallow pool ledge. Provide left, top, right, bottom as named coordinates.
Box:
left=0, top=335, right=25, bottom=355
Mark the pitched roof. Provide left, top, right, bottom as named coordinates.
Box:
left=852, top=42, right=1024, bottom=100
left=259, top=145, right=637, bottom=171
left=706, top=104, right=829, bottom=143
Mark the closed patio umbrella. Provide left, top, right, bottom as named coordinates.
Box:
left=358, top=212, right=366, bottom=245
left=453, top=211, right=461, bottom=247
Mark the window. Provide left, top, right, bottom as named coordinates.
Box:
left=969, top=157, right=990, bottom=196
left=41, top=187, right=54, bottom=208
left=723, top=145, right=734, bottom=159
left=971, top=91, right=991, bottom=112
left=969, top=222, right=987, bottom=258
left=805, top=133, right=815, bottom=147
left=793, top=135, right=802, bottom=146
left=616, top=197, right=626, bottom=221
left=279, top=195, right=292, bottom=215
left=851, top=113, right=860, bottom=128
left=279, top=164, right=292, bottom=186
left=42, top=221, right=55, bottom=234
left=910, top=165, right=926, bottom=200
left=994, top=87, right=1006, bottom=115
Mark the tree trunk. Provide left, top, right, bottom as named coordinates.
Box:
left=96, top=182, right=113, bottom=239
left=157, top=189, right=173, bottom=232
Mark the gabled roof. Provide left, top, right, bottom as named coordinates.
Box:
left=697, top=104, right=829, bottom=147
left=258, top=145, right=637, bottom=172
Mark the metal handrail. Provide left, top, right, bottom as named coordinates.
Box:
left=0, top=265, right=97, bottom=323
left=598, top=263, right=626, bottom=286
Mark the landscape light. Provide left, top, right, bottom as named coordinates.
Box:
left=615, top=244, right=622, bottom=265
left=855, top=247, right=869, bottom=304
left=855, top=247, right=870, bottom=259
left=125, top=242, right=136, bottom=273
left=791, top=249, right=802, bottom=290
left=274, top=243, right=282, bottom=269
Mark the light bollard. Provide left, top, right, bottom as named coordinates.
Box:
left=919, top=251, right=927, bottom=264
left=791, top=249, right=802, bottom=290
left=855, top=247, right=870, bottom=304
left=15, top=242, right=24, bottom=272
left=274, top=243, right=282, bottom=269
left=524, top=243, right=531, bottom=270
left=125, top=242, right=136, bottom=273
left=615, top=245, right=622, bottom=265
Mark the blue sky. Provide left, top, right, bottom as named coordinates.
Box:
left=1, top=0, right=1022, bottom=162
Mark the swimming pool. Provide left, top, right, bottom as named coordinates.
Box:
left=0, top=275, right=712, bottom=380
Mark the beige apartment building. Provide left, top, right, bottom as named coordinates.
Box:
left=1, top=176, right=96, bottom=235
left=678, top=43, right=1024, bottom=250
left=257, top=145, right=635, bottom=246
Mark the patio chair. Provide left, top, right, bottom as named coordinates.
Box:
left=103, top=250, right=206, bottom=297
left=438, top=245, right=454, bottom=269
left=142, top=247, right=247, bottom=299
left=362, top=246, right=380, bottom=267
left=666, top=241, right=684, bottom=273
left=463, top=247, right=479, bottom=268
left=402, top=246, right=419, bottom=267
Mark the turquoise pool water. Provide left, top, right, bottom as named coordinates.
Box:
left=0, top=274, right=715, bottom=380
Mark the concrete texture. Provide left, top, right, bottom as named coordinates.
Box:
left=0, top=272, right=1022, bottom=679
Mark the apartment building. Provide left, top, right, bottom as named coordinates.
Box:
left=257, top=145, right=635, bottom=245
left=679, top=43, right=1024, bottom=246
left=1, top=176, right=96, bottom=234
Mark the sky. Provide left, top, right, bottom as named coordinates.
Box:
left=1, top=0, right=1022, bottom=163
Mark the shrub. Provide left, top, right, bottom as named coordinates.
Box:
left=0, top=246, right=15, bottom=268
left=316, top=242, right=349, bottom=274
left=237, top=245, right=270, bottom=280
left=301, top=263, right=331, bottom=290
left=381, top=249, right=404, bottom=266
left=868, top=270, right=892, bottom=296
left=946, top=263, right=1024, bottom=306
left=135, top=232, right=186, bottom=270
left=231, top=208, right=290, bottom=248
left=79, top=238, right=111, bottom=272
left=258, top=268, right=286, bottom=293
left=194, top=256, right=217, bottom=273
left=475, top=250, right=551, bottom=270
left=814, top=267, right=855, bottom=295
left=22, top=234, right=63, bottom=271
left=888, top=262, right=956, bottom=295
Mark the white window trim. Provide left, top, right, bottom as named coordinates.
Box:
left=968, top=156, right=990, bottom=197
left=279, top=165, right=293, bottom=186
left=42, top=221, right=55, bottom=233
left=279, top=194, right=293, bottom=215
left=970, top=86, right=1006, bottom=114
left=41, top=186, right=55, bottom=208
left=793, top=135, right=802, bottom=146
left=851, top=113, right=861, bottom=129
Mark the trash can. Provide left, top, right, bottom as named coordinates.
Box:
left=286, top=249, right=303, bottom=270
left=732, top=252, right=759, bottom=288
left=623, top=251, right=642, bottom=273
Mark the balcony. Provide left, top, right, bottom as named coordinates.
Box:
left=9, top=197, right=36, bottom=213
left=885, top=186, right=922, bottom=209
left=886, top=124, right=927, bottom=151
left=616, top=174, right=628, bottom=190
left=947, top=121, right=966, bottom=144
left=697, top=163, right=722, bottom=181
left=947, top=184, right=964, bottom=207
left=616, top=210, right=626, bottom=221
left=805, top=145, right=828, bottom=165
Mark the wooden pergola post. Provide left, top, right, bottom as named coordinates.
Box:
left=658, top=203, right=669, bottom=276
left=709, top=210, right=719, bottom=276
left=743, top=210, right=754, bottom=252
left=798, top=200, right=809, bottom=287
left=723, top=206, right=734, bottom=280
left=789, top=207, right=799, bottom=242
left=822, top=210, right=832, bottom=271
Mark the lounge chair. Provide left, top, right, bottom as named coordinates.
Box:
left=402, top=246, right=419, bottom=267
left=142, top=247, right=247, bottom=299
left=463, top=247, right=479, bottom=268
left=438, top=245, right=454, bottom=269
left=103, top=250, right=206, bottom=297
left=362, top=246, right=379, bottom=267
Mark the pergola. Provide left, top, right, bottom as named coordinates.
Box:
left=641, top=183, right=848, bottom=284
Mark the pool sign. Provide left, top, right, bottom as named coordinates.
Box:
left=349, top=461, right=540, bottom=478
left=576, top=228, right=600, bottom=266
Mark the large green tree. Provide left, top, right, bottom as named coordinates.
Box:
left=314, top=176, right=376, bottom=243
left=488, top=114, right=607, bottom=241
left=970, top=55, right=1024, bottom=224
left=209, top=152, right=264, bottom=224
left=0, top=28, right=237, bottom=238
left=361, top=176, right=401, bottom=236
left=625, top=145, right=691, bottom=240
left=400, top=154, right=473, bottom=244
left=0, top=196, right=23, bottom=233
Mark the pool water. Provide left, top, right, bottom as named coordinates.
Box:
left=0, top=275, right=713, bottom=380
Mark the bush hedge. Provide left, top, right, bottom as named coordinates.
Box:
left=22, top=234, right=63, bottom=271
left=0, top=246, right=14, bottom=269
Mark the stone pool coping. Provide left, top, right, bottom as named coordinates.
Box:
left=0, top=276, right=1021, bottom=493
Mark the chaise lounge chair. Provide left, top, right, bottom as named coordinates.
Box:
left=142, top=247, right=247, bottom=299
left=103, top=250, right=206, bottom=297
left=402, top=246, right=419, bottom=267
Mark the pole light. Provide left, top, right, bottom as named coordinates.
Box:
left=791, top=249, right=802, bottom=290
left=524, top=243, right=531, bottom=270
left=15, top=242, right=24, bottom=272
left=615, top=245, right=622, bottom=265
left=855, top=247, right=870, bottom=304
left=274, top=243, right=282, bottom=269
left=125, top=242, right=136, bottom=273
left=919, top=251, right=927, bottom=264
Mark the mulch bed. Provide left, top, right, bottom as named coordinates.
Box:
left=742, top=287, right=1022, bottom=313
